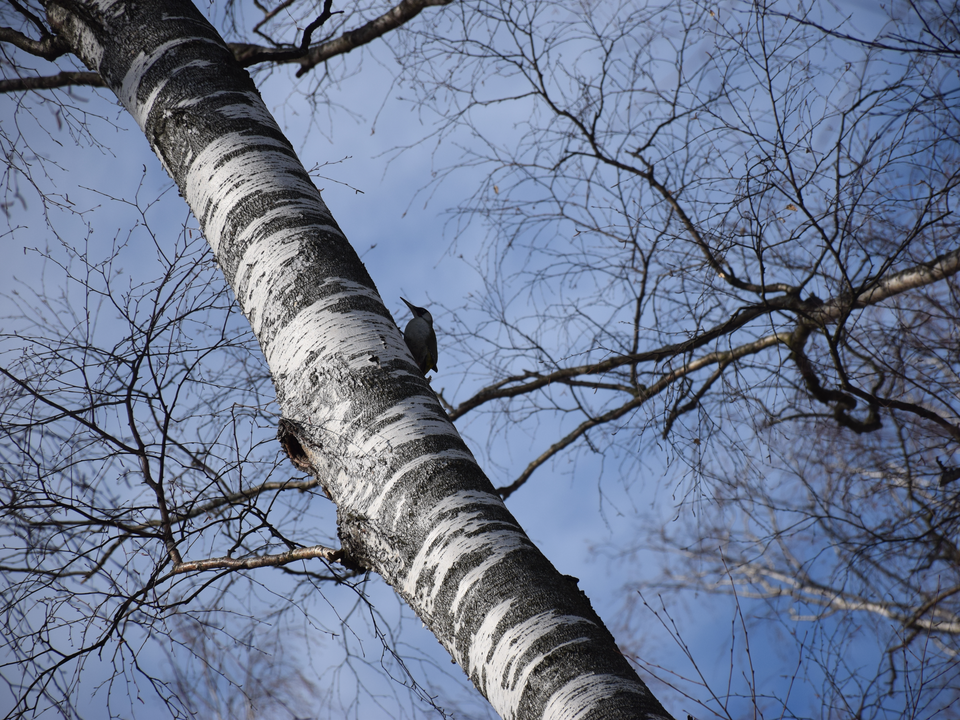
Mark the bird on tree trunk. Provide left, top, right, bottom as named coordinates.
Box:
left=401, top=297, right=438, bottom=375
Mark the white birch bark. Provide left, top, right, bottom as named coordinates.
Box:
left=43, top=1, right=675, bottom=718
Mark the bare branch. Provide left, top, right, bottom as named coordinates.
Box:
left=171, top=543, right=339, bottom=575
left=725, top=563, right=960, bottom=636
left=773, top=11, right=960, bottom=58
left=0, top=70, right=103, bottom=93
left=0, top=20, right=67, bottom=60
left=453, top=247, right=960, bottom=422
left=230, top=0, right=454, bottom=75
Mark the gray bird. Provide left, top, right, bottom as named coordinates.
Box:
left=400, top=297, right=438, bottom=375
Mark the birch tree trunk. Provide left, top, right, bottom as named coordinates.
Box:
left=42, top=1, right=674, bottom=718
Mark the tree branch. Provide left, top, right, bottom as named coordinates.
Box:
left=0, top=19, right=67, bottom=60
left=726, top=563, right=960, bottom=635
left=0, top=70, right=103, bottom=93
left=171, top=544, right=339, bottom=575
left=1, top=0, right=453, bottom=93
left=452, top=247, right=960, bottom=421
left=773, top=11, right=960, bottom=58
left=498, top=393, right=648, bottom=498
left=231, top=0, right=454, bottom=75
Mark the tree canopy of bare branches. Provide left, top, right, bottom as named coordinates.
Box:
left=1, top=0, right=959, bottom=718
left=397, top=0, right=960, bottom=716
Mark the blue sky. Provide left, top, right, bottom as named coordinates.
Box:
left=2, top=1, right=949, bottom=719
